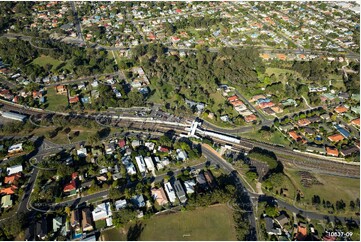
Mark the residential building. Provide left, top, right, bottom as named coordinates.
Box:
left=275, top=214, right=289, bottom=228
left=92, top=202, right=112, bottom=221
left=328, top=133, right=345, bottom=142
left=1, top=195, right=12, bottom=208
left=8, top=143, right=23, bottom=154
left=151, top=187, right=169, bottom=206
left=172, top=180, right=187, bottom=203
left=144, top=156, right=155, bottom=172
left=70, top=210, right=80, bottom=228
left=340, top=146, right=359, bottom=157
left=176, top=149, right=188, bottom=161
left=135, top=156, right=147, bottom=173
left=265, top=217, right=282, bottom=235
left=114, top=199, right=127, bottom=210
left=204, top=170, right=216, bottom=189
left=184, top=179, right=196, bottom=194
left=6, top=164, right=23, bottom=175
left=131, top=194, right=145, bottom=208
left=52, top=216, right=64, bottom=232
left=164, top=182, right=177, bottom=203
left=81, top=208, right=94, bottom=232
left=326, top=147, right=339, bottom=157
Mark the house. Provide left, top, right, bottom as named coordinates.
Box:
left=82, top=208, right=94, bottom=232
left=335, top=124, right=350, bottom=138
left=70, top=210, right=80, bottom=228
left=8, top=143, right=23, bottom=155
left=328, top=133, right=345, bottom=142
left=275, top=214, right=289, bottom=228
left=135, top=156, right=147, bottom=173
left=326, top=147, right=339, bottom=157
left=69, top=96, right=80, bottom=104
left=52, top=216, right=64, bottom=232
left=304, top=127, right=315, bottom=135
left=295, top=222, right=308, bottom=240
left=164, top=182, right=177, bottom=203
left=204, top=170, right=216, bottom=189
left=36, top=217, right=48, bottom=240
left=288, top=131, right=306, bottom=143
left=131, top=194, right=145, bottom=208
left=1, top=195, right=12, bottom=208
left=132, top=140, right=141, bottom=148
left=56, top=85, right=67, bottom=94
left=92, top=202, right=112, bottom=221
left=244, top=114, right=257, bottom=123
left=151, top=187, right=169, bottom=206
left=63, top=180, right=77, bottom=193
left=77, top=146, right=87, bottom=157
left=334, top=105, right=349, bottom=114
left=176, top=149, right=188, bottom=161
left=158, top=146, right=170, bottom=153
left=220, top=115, right=229, bottom=122
left=6, top=164, right=23, bottom=175
left=196, top=172, right=207, bottom=185
left=0, top=186, right=17, bottom=195
left=306, top=145, right=326, bottom=154
left=340, top=146, right=359, bottom=157
left=114, top=199, right=127, bottom=210
left=4, top=173, right=21, bottom=184
left=118, top=139, right=126, bottom=148
left=172, top=180, right=187, bottom=203
left=265, top=217, right=282, bottom=235
left=297, top=118, right=311, bottom=127
left=351, top=118, right=360, bottom=127
left=144, top=156, right=155, bottom=172
left=144, top=142, right=155, bottom=151
left=184, top=179, right=196, bottom=194
left=320, top=113, right=330, bottom=120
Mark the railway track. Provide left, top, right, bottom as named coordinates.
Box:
left=1, top=99, right=359, bottom=178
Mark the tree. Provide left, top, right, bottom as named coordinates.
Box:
left=112, top=208, right=137, bottom=228
left=265, top=206, right=279, bottom=218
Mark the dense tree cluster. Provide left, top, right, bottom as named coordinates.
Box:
left=0, top=38, right=115, bottom=78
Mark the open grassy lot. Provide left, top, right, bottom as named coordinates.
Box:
left=286, top=168, right=360, bottom=215
left=139, top=204, right=237, bottom=241
left=241, top=129, right=290, bottom=147
left=32, top=55, right=63, bottom=71
left=102, top=227, right=128, bottom=241
left=46, top=87, right=68, bottom=111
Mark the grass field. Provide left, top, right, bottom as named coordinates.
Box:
left=46, top=87, right=68, bottom=111
left=32, top=55, right=63, bottom=71
left=139, top=204, right=236, bottom=241
left=103, top=204, right=237, bottom=241
left=286, top=168, right=360, bottom=215
left=241, top=129, right=290, bottom=147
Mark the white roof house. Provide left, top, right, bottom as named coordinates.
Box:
left=122, top=156, right=137, bottom=175
left=92, top=202, right=112, bottom=221
left=8, top=143, right=23, bottom=153
left=176, top=149, right=188, bottom=161
left=6, top=164, right=23, bottom=175
left=135, top=156, right=146, bottom=173
left=114, top=199, right=127, bottom=210
left=77, top=147, right=87, bottom=157
left=144, top=157, right=155, bottom=172
left=144, top=142, right=155, bottom=151
left=184, top=179, right=196, bottom=194
left=164, top=182, right=177, bottom=203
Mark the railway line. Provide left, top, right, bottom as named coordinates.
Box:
left=104, top=118, right=360, bottom=178
left=1, top=99, right=359, bottom=178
